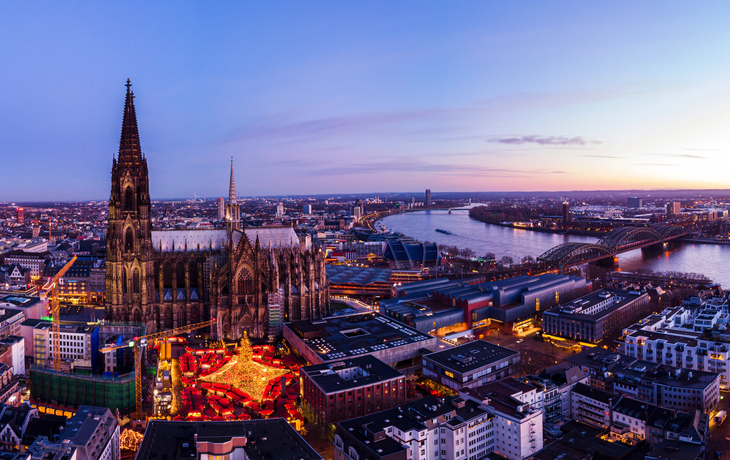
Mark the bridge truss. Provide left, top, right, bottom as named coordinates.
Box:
left=537, top=224, right=688, bottom=268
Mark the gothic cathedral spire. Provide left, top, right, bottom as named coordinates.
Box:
left=107, top=79, right=154, bottom=326
left=229, top=156, right=237, bottom=204
left=118, top=79, right=143, bottom=164
left=225, top=157, right=241, bottom=235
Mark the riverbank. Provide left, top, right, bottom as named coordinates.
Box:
left=680, top=237, right=730, bottom=245
left=485, top=221, right=607, bottom=238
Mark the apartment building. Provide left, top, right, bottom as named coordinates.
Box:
left=334, top=395, right=494, bottom=460
left=301, top=355, right=407, bottom=425
left=461, top=379, right=544, bottom=460
left=516, top=363, right=588, bottom=424
left=620, top=297, right=730, bottom=390
left=0, top=309, right=24, bottom=339
left=26, top=406, right=120, bottom=460
left=570, top=383, right=616, bottom=429
left=567, top=348, right=720, bottom=414
left=423, top=340, right=521, bottom=390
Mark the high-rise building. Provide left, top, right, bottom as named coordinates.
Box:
left=562, top=201, right=570, bottom=227
left=303, top=204, right=313, bottom=214
left=16, top=208, right=24, bottom=224
left=355, top=198, right=364, bottom=216
left=276, top=201, right=285, bottom=217
left=425, top=188, right=432, bottom=207
left=667, top=201, right=681, bottom=216
left=627, top=197, right=642, bottom=208
left=217, top=197, right=225, bottom=219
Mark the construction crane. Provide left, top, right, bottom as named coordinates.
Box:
left=100, top=318, right=216, bottom=418
left=41, top=255, right=77, bottom=371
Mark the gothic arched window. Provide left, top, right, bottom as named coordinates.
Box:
left=122, top=267, right=127, bottom=294
left=124, top=186, right=135, bottom=211
left=188, top=262, right=198, bottom=288
left=133, top=268, right=140, bottom=293
left=163, top=263, right=173, bottom=289
left=125, top=228, right=134, bottom=253
left=237, top=268, right=254, bottom=294
left=176, top=261, right=186, bottom=287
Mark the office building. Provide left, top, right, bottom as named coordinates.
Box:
left=381, top=274, right=590, bottom=335
left=666, top=201, right=681, bottom=216
left=217, top=197, right=225, bottom=219
left=284, top=312, right=437, bottom=368
left=334, top=395, right=493, bottom=460
left=21, top=319, right=99, bottom=371
left=303, top=204, right=313, bottom=215
left=627, top=197, right=642, bottom=208
left=0, top=294, right=46, bottom=321
left=301, top=355, right=406, bottom=424
left=562, top=201, right=570, bottom=227
left=543, top=289, right=651, bottom=344
left=0, top=250, right=52, bottom=278
left=423, top=340, right=521, bottom=390
left=425, top=188, right=432, bottom=207
left=0, top=336, right=25, bottom=376
left=137, top=419, right=322, bottom=460
left=16, top=208, right=24, bottom=225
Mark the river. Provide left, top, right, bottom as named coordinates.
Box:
left=378, top=208, right=730, bottom=287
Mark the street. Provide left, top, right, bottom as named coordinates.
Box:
left=708, top=391, right=730, bottom=460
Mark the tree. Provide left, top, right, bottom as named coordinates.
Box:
left=461, top=248, right=475, bottom=259
left=523, top=255, right=535, bottom=264
left=499, top=256, right=514, bottom=266
left=238, top=331, right=253, bottom=364
left=484, top=252, right=496, bottom=260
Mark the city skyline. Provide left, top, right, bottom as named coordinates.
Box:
left=3, top=2, right=730, bottom=200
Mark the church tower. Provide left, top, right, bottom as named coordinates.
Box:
left=106, top=79, right=154, bottom=324
left=225, top=157, right=241, bottom=235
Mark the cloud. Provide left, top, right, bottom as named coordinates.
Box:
left=646, top=153, right=707, bottom=159
left=633, top=163, right=678, bottom=167
left=491, top=135, right=601, bottom=146
left=580, top=154, right=623, bottom=159
left=685, top=148, right=725, bottom=151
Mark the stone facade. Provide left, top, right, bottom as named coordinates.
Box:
left=105, top=81, right=329, bottom=340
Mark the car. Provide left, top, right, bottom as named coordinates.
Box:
left=516, top=339, right=524, bottom=344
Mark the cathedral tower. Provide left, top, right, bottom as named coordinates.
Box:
left=106, top=79, right=154, bottom=324
left=225, top=157, right=241, bottom=235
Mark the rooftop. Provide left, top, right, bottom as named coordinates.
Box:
left=137, top=419, right=322, bottom=460
left=287, top=312, right=435, bottom=362
left=423, top=340, right=519, bottom=374
left=338, top=396, right=488, bottom=458
left=545, top=288, right=646, bottom=321
left=301, top=355, right=403, bottom=394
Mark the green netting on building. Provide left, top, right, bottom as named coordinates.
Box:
left=30, top=367, right=136, bottom=414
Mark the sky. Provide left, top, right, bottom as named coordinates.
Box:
left=2, top=2, right=730, bottom=201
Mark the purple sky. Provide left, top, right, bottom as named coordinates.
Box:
left=2, top=2, right=730, bottom=201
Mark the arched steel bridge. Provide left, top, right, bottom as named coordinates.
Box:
left=537, top=225, right=688, bottom=268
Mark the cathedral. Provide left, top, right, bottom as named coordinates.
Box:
left=105, top=80, right=330, bottom=340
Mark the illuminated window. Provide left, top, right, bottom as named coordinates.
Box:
left=445, top=371, right=454, bottom=378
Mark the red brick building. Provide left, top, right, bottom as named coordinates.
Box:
left=301, top=355, right=406, bottom=425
